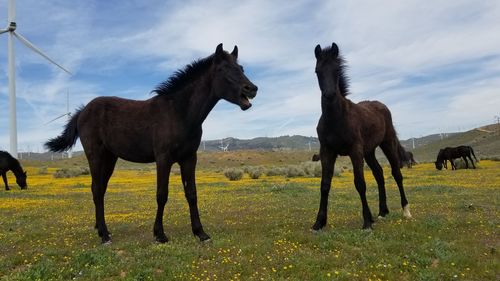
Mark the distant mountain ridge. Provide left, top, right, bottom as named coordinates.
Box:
left=16, top=124, right=500, bottom=162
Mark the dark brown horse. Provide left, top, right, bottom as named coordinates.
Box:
left=435, top=146, right=477, bottom=170
left=312, top=43, right=411, bottom=231
left=45, top=44, right=258, bottom=244
left=0, top=151, right=27, bottom=190
left=401, top=151, right=417, bottom=168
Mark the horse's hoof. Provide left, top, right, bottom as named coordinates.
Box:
left=403, top=205, right=413, bottom=219
left=155, top=235, right=169, bottom=244
left=102, top=239, right=112, bottom=245
left=377, top=215, right=386, bottom=220
left=311, top=228, right=322, bottom=234
left=200, top=237, right=212, bottom=245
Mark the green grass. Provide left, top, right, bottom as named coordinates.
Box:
left=0, top=161, right=498, bottom=280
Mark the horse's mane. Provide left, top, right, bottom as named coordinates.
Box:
left=321, top=46, right=350, bottom=97
left=152, top=54, right=215, bottom=96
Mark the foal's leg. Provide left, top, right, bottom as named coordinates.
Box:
left=365, top=151, right=389, bottom=218
left=88, top=150, right=117, bottom=244
left=2, top=172, right=9, bottom=191
left=469, top=155, right=476, bottom=169
left=350, top=151, right=374, bottom=229
left=450, top=159, right=456, bottom=170
left=312, top=148, right=337, bottom=231
left=180, top=153, right=210, bottom=242
left=381, top=143, right=411, bottom=219
left=153, top=159, right=172, bottom=243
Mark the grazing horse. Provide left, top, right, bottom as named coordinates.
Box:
left=435, top=146, right=478, bottom=170
left=312, top=43, right=411, bottom=231
left=0, top=151, right=27, bottom=190
left=45, top=44, right=258, bottom=244
left=401, top=151, right=417, bottom=168
left=311, top=154, right=320, bottom=162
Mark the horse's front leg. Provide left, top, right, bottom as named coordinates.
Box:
left=154, top=159, right=172, bottom=243
left=180, top=153, right=210, bottom=242
left=350, top=151, right=374, bottom=229
left=312, top=148, right=337, bottom=231
left=2, top=173, right=9, bottom=190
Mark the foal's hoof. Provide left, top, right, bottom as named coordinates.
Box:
left=403, top=205, right=413, bottom=219
left=155, top=234, right=169, bottom=244
left=198, top=233, right=211, bottom=243
left=101, top=237, right=112, bottom=245
left=311, top=221, right=326, bottom=232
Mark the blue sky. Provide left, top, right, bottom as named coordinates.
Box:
left=1, top=0, right=500, bottom=152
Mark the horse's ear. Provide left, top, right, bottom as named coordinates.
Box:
left=231, top=45, right=238, bottom=59
left=23, top=171, right=27, bottom=176
left=314, top=44, right=322, bottom=59
left=331, top=43, right=339, bottom=57
left=215, top=43, right=224, bottom=62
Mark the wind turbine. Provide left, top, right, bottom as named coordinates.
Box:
left=45, top=91, right=72, bottom=158
left=0, top=0, right=71, bottom=157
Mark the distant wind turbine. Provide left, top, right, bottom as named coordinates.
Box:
left=0, top=0, right=71, bottom=157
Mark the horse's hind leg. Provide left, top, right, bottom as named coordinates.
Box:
left=381, top=143, right=412, bottom=219
left=87, top=149, right=117, bottom=244
left=2, top=173, right=9, bottom=190
left=462, top=157, right=469, bottom=169
left=365, top=151, right=389, bottom=218
left=180, top=153, right=210, bottom=242
left=153, top=158, right=172, bottom=243
left=468, top=155, right=476, bottom=169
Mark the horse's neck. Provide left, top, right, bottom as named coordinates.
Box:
left=321, top=93, right=350, bottom=123
left=173, top=74, right=219, bottom=128
left=8, top=158, right=22, bottom=177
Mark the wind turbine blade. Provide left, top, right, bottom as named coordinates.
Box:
left=13, top=32, right=72, bottom=75
left=8, top=0, right=16, bottom=22
left=45, top=113, right=69, bottom=125
left=0, top=29, right=9, bottom=35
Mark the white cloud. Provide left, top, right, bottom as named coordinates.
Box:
left=1, top=0, right=500, bottom=151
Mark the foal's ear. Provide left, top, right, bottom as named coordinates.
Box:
left=215, top=43, right=224, bottom=62
left=331, top=43, right=339, bottom=57
left=231, top=45, right=238, bottom=59
left=314, top=44, right=322, bottom=59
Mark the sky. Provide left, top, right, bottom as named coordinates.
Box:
left=1, top=0, right=500, bottom=152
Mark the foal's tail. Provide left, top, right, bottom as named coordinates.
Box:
left=397, top=141, right=409, bottom=168
left=44, top=107, right=83, bottom=153
left=469, top=146, right=478, bottom=162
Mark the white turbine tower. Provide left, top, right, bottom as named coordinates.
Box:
left=0, top=0, right=71, bottom=157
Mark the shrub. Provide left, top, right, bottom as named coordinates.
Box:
left=38, top=166, right=48, bottom=175
left=53, top=167, right=90, bottom=178
left=285, top=165, right=306, bottom=178
left=223, top=168, right=244, bottom=181
left=300, top=161, right=322, bottom=177
left=246, top=167, right=263, bottom=179
left=265, top=166, right=287, bottom=176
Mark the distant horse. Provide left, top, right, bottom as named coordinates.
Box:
left=435, top=146, right=478, bottom=170
left=401, top=151, right=417, bottom=168
left=312, top=43, right=411, bottom=231
left=0, top=151, right=27, bottom=190
left=311, top=154, right=320, bottom=162
left=45, top=44, right=258, bottom=244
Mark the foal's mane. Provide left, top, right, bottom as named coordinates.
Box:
left=152, top=54, right=215, bottom=96
left=321, top=46, right=351, bottom=97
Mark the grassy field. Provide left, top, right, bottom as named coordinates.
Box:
left=0, top=159, right=498, bottom=280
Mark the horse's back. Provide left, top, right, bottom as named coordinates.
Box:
left=77, top=96, right=157, bottom=162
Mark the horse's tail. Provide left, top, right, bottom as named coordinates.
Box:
left=397, top=141, right=409, bottom=168
left=469, top=146, right=478, bottom=162
left=44, top=107, right=83, bottom=152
